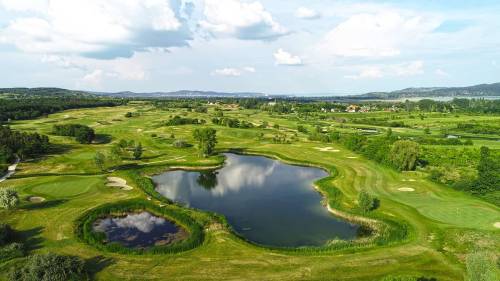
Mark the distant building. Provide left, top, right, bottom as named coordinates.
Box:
left=346, top=105, right=360, bottom=113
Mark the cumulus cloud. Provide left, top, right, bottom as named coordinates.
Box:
left=345, top=60, right=424, bottom=79
left=274, top=48, right=303, bottom=66
left=295, top=7, right=320, bottom=20
left=199, top=0, right=288, bottom=41
left=0, top=0, right=193, bottom=59
left=94, top=212, right=166, bottom=233
left=317, top=11, right=441, bottom=58
left=212, top=66, right=256, bottom=76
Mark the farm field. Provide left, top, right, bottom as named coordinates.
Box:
left=0, top=103, right=499, bottom=281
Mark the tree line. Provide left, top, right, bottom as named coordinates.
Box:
left=0, top=98, right=124, bottom=122
left=52, top=124, right=95, bottom=144
left=0, top=126, right=50, bottom=164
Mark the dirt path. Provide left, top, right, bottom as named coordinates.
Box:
left=0, top=156, right=20, bottom=183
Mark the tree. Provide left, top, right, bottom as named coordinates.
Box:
left=193, top=128, right=217, bottom=157
left=93, top=152, right=106, bottom=172
left=133, top=143, right=143, bottom=160
left=0, top=189, right=19, bottom=210
left=472, top=146, right=500, bottom=194
left=196, top=171, right=218, bottom=190
left=8, top=253, right=87, bottom=281
left=465, top=251, right=498, bottom=281
left=358, top=190, right=378, bottom=213
left=390, top=140, right=420, bottom=171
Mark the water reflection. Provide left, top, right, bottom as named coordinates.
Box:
left=152, top=153, right=358, bottom=247
left=93, top=212, right=185, bottom=248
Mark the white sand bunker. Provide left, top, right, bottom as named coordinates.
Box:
left=28, top=196, right=45, bottom=203
left=314, top=147, right=340, bottom=152
left=346, top=156, right=358, bottom=159
left=494, top=222, right=500, bottom=229
left=106, top=177, right=133, bottom=191
left=398, top=187, right=415, bottom=192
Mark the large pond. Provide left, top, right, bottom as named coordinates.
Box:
left=93, top=212, right=187, bottom=248
left=152, top=153, right=359, bottom=247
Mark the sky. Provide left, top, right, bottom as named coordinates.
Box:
left=0, top=0, right=499, bottom=95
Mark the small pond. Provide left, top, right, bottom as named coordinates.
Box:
left=93, top=211, right=187, bottom=248
left=152, top=153, right=359, bottom=247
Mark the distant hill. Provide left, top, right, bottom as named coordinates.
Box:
left=2, top=82, right=500, bottom=100
left=92, top=90, right=269, bottom=98
left=0, top=87, right=93, bottom=98
left=351, top=82, right=500, bottom=100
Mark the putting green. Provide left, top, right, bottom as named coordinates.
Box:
left=26, top=176, right=102, bottom=198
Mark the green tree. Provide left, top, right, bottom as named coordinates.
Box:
left=390, top=140, right=420, bottom=171
left=8, top=253, right=87, bottom=281
left=133, top=143, right=143, bottom=160
left=358, top=190, right=378, bottom=213
left=472, top=146, right=500, bottom=194
left=465, top=251, right=498, bottom=281
left=193, top=128, right=217, bottom=157
left=0, top=189, right=19, bottom=210
left=93, top=152, right=106, bottom=172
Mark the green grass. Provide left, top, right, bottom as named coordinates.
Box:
left=0, top=104, right=498, bottom=280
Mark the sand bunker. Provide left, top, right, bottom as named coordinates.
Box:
left=494, top=222, right=500, bottom=229
left=398, top=187, right=415, bottom=192
left=346, top=156, right=358, bottom=159
left=314, top=147, right=340, bottom=152
left=106, top=177, right=133, bottom=191
left=28, top=196, right=46, bottom=203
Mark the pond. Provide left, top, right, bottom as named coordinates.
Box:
left=153, top=153, right=359, bottom=247
left=93, top=211, right=187, bottom=248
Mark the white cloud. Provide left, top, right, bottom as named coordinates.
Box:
left=345, top=60, right=424, bottom=79
left=393, top=60, right=424, bottom=76
left=295, top=7, right=320, bottom=20
left=274, top=48, right=303, bottom=66
left=213, top=68, right=241, bottom=76
left=345, top=67, right=383, bottom=79
left=243, top=66, right=256, bottom=73
left=82, top=69, right=105, bottom=86
left=0, top=0, right=192, bottom=59
left=317, top=11, right=441, bottom=58
left=435, top=68, right=450, bottom=77
left=212, top=66, right=256, bottom=76
left=199, top=0, right=288, bottom=40
left=0, top=0, right=48, bottom=12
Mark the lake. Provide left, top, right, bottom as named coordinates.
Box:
left=152, top=153, right=358, bottom=247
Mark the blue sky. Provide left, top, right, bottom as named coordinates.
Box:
left=0, top=0, right=499, bottom=95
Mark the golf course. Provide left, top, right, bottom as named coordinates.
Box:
left=1, top=100, right=498, bottom=281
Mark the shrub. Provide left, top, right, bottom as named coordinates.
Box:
left=358, top=190, right=378, bottom=213
left=0, top=188, right=19, bottom=210
left=8, top=253, right=87, bottom=281
left=389, top=140, right=420, bottom=171
left=0, top=242, right=24, bottom=261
